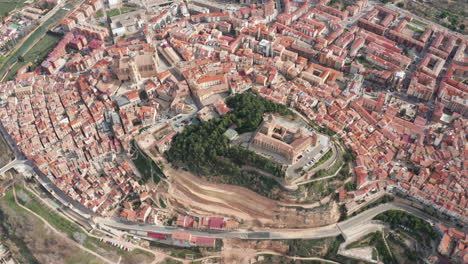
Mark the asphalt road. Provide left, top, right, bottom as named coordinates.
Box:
left=0, top=159, right=27, bottom=175
left=0, top=121, right=93, bottom=217
left=99, top=202, right=446, bottom=240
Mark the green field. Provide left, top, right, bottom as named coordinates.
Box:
left=0, top=0, right=28, bottom=17
left=406, top=24, right=424, bottom=33
left=107, top=7, right=137, bottom=17
left=95, top=9, right=104, bottom=18
left=131, top=140, right=166, bottom=185
left=4, top=33, right=61, bottom=80
left=0, top=8, right=67, bottom=80
left=311, top=150, right=333, bottom=169
left=411, top=19, right=427, bottom=27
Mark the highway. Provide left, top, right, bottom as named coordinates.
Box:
left=99, top=202, right=446, bottom=240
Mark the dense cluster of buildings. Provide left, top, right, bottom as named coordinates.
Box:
left=437, top=224, right=468, bottom=263
left=0, top=5, right=47, bottom=53
left=0, top=0, right=466, bottom=255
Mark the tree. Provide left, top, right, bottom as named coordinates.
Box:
left=396, top=2, right=404, bottom=8
left=399, top=108, right=407, bottom=117
left=344, top=181, right=356, bottom=191
left=402, top=47, right=409, bottom=56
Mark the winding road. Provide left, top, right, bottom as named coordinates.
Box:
left=99, top=202, right=444, bottom=241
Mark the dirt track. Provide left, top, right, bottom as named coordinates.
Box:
left=137, top=137, right=340, bottom=228
left=167, top=168, right=280, bottom=225
left=164, top=165, right=341, bottom=228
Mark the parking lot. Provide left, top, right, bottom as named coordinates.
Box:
left=286, top=140, right=331, bottom=178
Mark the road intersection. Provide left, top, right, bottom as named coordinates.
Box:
left=98, top=202, right=449, bottom=241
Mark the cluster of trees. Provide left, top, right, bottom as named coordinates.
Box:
left=344, top=181, right=356, bottom=192
left=438, top=10, right=464, bottom=31
left=343, top=147, right=356, bottom=162
left=374, top=210, right=439, bottom=245
left=166, top=93, right=293, bottom=193
left=226, top=92, right=293, bottom=133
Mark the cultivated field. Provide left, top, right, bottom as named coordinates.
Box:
left=5, top=32, right=61, bottom=80
left=0, top=0, right=28, bottom=17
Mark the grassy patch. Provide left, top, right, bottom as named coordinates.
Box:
left=0, top=8, right=67, bottom=79
left=311, top=152, right=347, bottom=181
left=355, top=55, right=378, bottom=70
left=0, top=190, right=41, bottom=263
left=346, top=232, right=395, bottom=263
left=347, top=195, right=395, bottom=218
left=372, top=247, right=378, bottom=260
left=5, top=32, right=60, bottom=80
left=300, top=176, right=340, bottom=202
left=406, top=24, right=424, bottom=33
left=346, top=232, right=375, bottom=249
left=160, top=259, right=183, bottom=264
left=15, top=186, right=82, bottom=238
left=387, top=232, right=419, bottom=263
left=344, top=181, right=356, bottom=192
left=411, top=19, right=427, bottom=26
left=286, top=237, right=338, bottom=257
left=401, top=1, right=466, bottom=33
left=120, top=7, right=137, bottom=14
left=311, top=150, right=332, bottom=169
left=149, top=241, right=203, bottom=259
left=106, top=8, right=120, bottom=17
left=0, top=0, right=28, bottom=17
left=159, top=198, right=167, bottom=208
left=107, top=7, right=137, bottom=17
left=95, top=9, right=104, bottom=18
left=208, top=170, right=283, bottom=200
left=131, top=140, right=165, bottom=185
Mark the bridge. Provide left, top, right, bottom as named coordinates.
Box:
left=0, top=159, right=30, bottom=176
